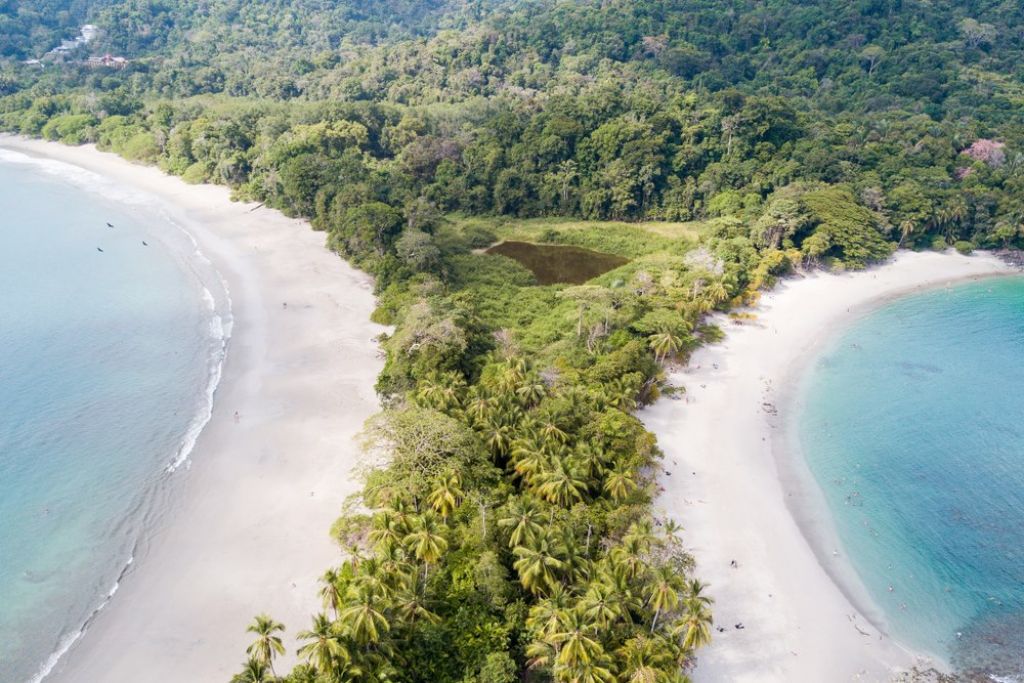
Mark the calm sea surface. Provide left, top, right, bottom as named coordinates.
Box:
left=798, top=276, right=1024, bottom=678
left=0, top=151, right=229, bottom=683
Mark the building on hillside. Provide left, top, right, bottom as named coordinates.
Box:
left=87, top=54, right=129, bottom=69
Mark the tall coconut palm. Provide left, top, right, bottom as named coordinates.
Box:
left=649, top=329, right=682, bottom=363
left=513, top=534, right=566, bottom=595
left=646, top=565, right=682, bottom=632
left=525, top=638, right=559, bottom=671
left=616, top=633, right=677, bottom=683
left=245, top=614, right=285, bottom=676
left=897, top=219, right=915, bottom=248
left=706, top=280, right=730, bottom=306
left=550, top=609, right=602, bottom=667
left=672, top=580, right=714, bottom=651
left=395, top=584, right=441, bottom=625
left=426, top=473, right=463, bottom=519
left=540, top=420, right=569, bottom=445
left=464, top=390, right=494, bottom=425
left=376, top=542, right=412, bottom=587
left=536, top=459, right=587, bottom=507
left=231, top=657, right=272, bottom=683
left=555, top=656, right=615, bottom=683
left=319, top=569, right=345, bottom=620
left=526, top=583, right=572, bottom=638
left=368, top=510, right=406, bottom=551
left=404, top=513, right=448, bottom=581
left=481, top=419, right=514, bottom=457
left=603, top=464, right=638, bottom=503
left=510, top=440, right=551, bottom=485
left=297, top=613, right=347, bottom=677
left=573, top=444, right=606, bottom=481
left=498, top=496, right=545, bottom=548
left=579, top=582, right=625, bottom=630
left=339, top=586, right=391, bottom=647
left=516, top=375, right=547, bottom=407
left=353, top=557, right=396, bottom=599
left=609, top=537, right=649, bottom=582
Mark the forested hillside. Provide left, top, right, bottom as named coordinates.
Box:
left=2, top=1, right=1022, bottom=682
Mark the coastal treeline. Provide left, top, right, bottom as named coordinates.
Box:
left=2, top=1, right=1024, bottom=681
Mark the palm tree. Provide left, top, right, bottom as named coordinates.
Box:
left=603, top=464, right=638, bottom=503
left=297, top=613, right=347, bottom=676
left=231, top=657, right=271, bottom=683
left=464, top=390, right=494, bottom=425
left=516, top=376, right=547, bottom=406
left=415, top=371, right=465, bottom=411
left=339, top=586, right=391, bottom=646
left=592, top=565, right=641, bottom=624
left=404, top=513, right=448, bottom=581
left=555, top=657, right=615, bottom=683
left=368, top=510, right=406, bottom=551
left=706, top=280, right=730, bottom=305
left=616, top=634, right=677, bottom=683
left=609, top=536, right=649, bottom=582
left=536, top=459, right=588, bottom=507
left=319, top=568, right=345, bottom=620
left=353, top=557, right=396, bottom=599
left=646, top=565, right=682, bottom=632
left=550, top=609, right=602, bottom=667
left=525, top=638, right=559, bottom=671
left=376, top=543, right=412, bottom=588
left=673, top=580, right=714, bottom=650
left=513, top=534, right=566, bottom=595
left=498, top=496, right=545, bottom=548
left=649, top=329, right=682, bottom=363
left=510, top=439, right=551, bottom=485
left=541, top=420, right=569, bottom=445
left=395, top=584, right=441, bottom=625
left=426, top=473, right=463, bottom=519
left=245, top=614, right=285, bottom=676
left=579, top=582, right=625, bottom=630
left=897, top=219, right=915, bottom=248
left=526, top=584, right=572, bottom=638
left=573, top=444, right=606, bottom=481
left=482, top=420, right=514, bottom=457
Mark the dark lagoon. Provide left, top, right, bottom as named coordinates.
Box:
left=486, top=240, right=628, bottom=285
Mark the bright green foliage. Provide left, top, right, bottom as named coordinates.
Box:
left=5, top=2, right=1022, bottom=682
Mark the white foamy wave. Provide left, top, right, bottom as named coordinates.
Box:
left=0, top=148, right=151, bottom=206
left=15, top=148, right=237, bottom=679
left=200, top=286, right=216, bottom=311
left=28, top=555, right=134, bottom=683
left=209, top=314, right=225, bottom=340
left=164, top=312, right=229, bottom=473
left=159, top=208, right=234, bottom=473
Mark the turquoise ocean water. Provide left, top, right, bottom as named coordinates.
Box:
left=797, top=276, right=1024, bottom=679
left=0, top=150, right=230, bottom=683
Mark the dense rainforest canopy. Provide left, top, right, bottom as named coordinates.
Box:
left=3, top=1, right=1022, bottom=682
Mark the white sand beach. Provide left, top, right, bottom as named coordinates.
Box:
left=643, top=250, right=1016, bottom=682
left=0, top=137, right=385, bottom=681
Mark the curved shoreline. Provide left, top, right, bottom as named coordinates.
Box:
left=772, top=270, right=1024, bottom=675
left=0, top=136, right=385, bottom=682
left=642, top=251, right=1017, bottom=682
